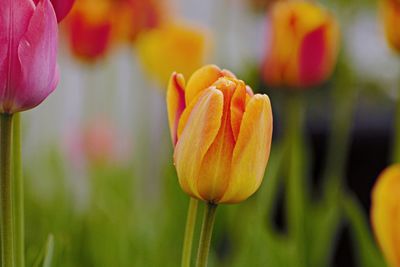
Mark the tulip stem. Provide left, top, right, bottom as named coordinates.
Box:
left=0, top=113, right=15, bottom=267
left=181, top=198, right=199, bottom=267
left=393, top=88, right=400, bottom=163
left=13, top=113, right=24, bottom=267
left=196, top=202, right=217, bottom=267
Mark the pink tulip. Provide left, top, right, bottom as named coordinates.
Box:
left=0, top=0, right=73, bottom=114
left=34, top=0, right=75, bottom=22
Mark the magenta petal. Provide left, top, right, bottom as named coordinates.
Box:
left=49, top=0, right=75, bottom=22
left=13, top=0, right=59, bottom=113
left=299, top=25, right=326, bottom=87
left=0, top=0, right=35, bottom=112
left=33, top=0, right=74, bottom=22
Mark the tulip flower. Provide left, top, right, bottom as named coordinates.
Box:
left=113, top=0, right=166, bottom=42
left=0, top=0, right=72, bottom=114
left=371, top=164, right=400, bottom=267
left=34, top=0, right=75, bottom=22
left=262, top=0, right=340, bottom=88
left=167, top=65, right=273, bottom=204
left=136, top=23, right=210, bottom=86
left=380, top=0, right=400, bottom=53
left=64, top=0, right=113, bottom=62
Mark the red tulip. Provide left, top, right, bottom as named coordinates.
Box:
left=0, top=0, right=70, bottom=113
left=262, top=0, right=340, bottom=88
left=64, top=0, right=113, bottom=62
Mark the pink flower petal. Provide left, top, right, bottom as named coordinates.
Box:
left=13, top=0, right=59, bottom=112
left=0, top=0, right=35, bottom=113
left=33, top=0, right=74, bottom=22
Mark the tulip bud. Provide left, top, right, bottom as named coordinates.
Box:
left=64, top=0, right=113, bottom=62
left=167, top=65, right=273, bottom=204
left=136, top=24, right=210, bottom=86
left=262, top=0, right=340, bottom=88
left=0, top=0, right=61, bottom=113
left=380, top=0, right=400, bottom=53
left=371, top=164, right=400, bottom=267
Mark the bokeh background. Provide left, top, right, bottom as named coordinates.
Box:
left=20, top=0, right=397, bottom=266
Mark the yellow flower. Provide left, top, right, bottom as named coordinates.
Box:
left=136, top=23, right=210, bottom=86
left=371, top=164, right=400, bottom=267
left=380, top=0, right=400, bottom=53
left=167, top=65, right=273, bottom=204
left=262, top=0, right=340, bottom=88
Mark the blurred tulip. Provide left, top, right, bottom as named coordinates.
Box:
left=371, top=164, right=400, bottom=267
left=64, top=119, right=131, bottom=167
left=380, top=0, right=400, bottom=53
left=136, top=23, right=210, bottom=86
left=112, top=0, right=166, bottom=42
left=167, top=65, right=273, bottom=204
left=262, top=0, right=340, bottom=88
left=0, top=0, right=64, bottom=114
left=64, top=0, right=113, bottom=62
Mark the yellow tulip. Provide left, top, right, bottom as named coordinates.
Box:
left=167, top=65, right=273, bottom=204
left=380, top=0, right=400, bottom=53
left=136, top=23, right=210, bottom=86
left=262, top=0, right=340, bottom=88
left=371, top=164, right=400, bottom=267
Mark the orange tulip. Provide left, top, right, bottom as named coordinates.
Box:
left=167, top=65, right=273, bottom=204
left=136, top=23, right=210, bottom=86
left=380, top=0, right=400, bottom=53
left=112, top=0, right=166, bottom=42
left=371, top=164, right=400, bottom=267
left=64, top=0, right=113, bottom=62
left=262, top=0, right=340, bottom=88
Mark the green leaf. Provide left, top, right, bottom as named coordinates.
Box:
left=32, top=234, right=55, bottom=267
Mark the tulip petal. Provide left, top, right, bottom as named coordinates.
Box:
left=185, top=64, right=223, bottom=106
left=166, top=72, right=186, bottom=146
left=299, top=25, right=326, bottom=86
left=174, top=88, right=223, bottom=200
left=230, top=81, right=246, bottom=141
left=197, top=86, right=235, bottom=202
left=371, top=165, right=400, bottom=267
left=14, top=0, right=59, bottom=113
left=220, top=94, right=273, bottom=203
left=49, top=0, right=75, bottom=22
left=34, top=0, right=74, bottom=22
left=0, top=0, right=35, bottom=112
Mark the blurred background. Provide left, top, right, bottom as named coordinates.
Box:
left=21, top=0, right=397, bottom=266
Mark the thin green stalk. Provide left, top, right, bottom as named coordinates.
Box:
left=1, top=113, right=15, bottom=267
left=285, top=93, right=307, bottom=267
left=181, top=198, right=199, bottom=267
left=13, top=113, right=24, bottom=267
left=196, top=203, right=217, bottom=267
left=393, top=87, right=400, bottom=163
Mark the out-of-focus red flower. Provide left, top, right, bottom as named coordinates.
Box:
left=262, top=0, right=340, bottom=88
left=380, top=0, right=400, bottom=53
left=112, top=0, right=166, bottom=42
left=64, top=0, right=113, bottom=62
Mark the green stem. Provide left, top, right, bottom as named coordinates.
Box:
left=181, top=198, right=199, bottom=267
left=1, top=113, right=15, bottom=267
left=285, top=93, right=307, bottom=267
left=13, top=113, right=24, bottom=267
left=393, top=89, right=400, bottom=163
left=195, top=203, right=217, bottom=267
